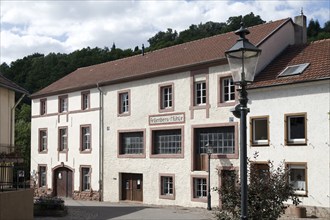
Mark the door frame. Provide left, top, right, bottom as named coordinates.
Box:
left=52, top=164, right=74, bottom=197
left=121, top=173, right=143, bottom=202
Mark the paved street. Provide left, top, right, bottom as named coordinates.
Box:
left=34, top=199, right=329, bottom=220
left=34, top=199, right=215, bottom=220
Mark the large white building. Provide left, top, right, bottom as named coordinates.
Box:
left=30, top=14, right=329, bottom=216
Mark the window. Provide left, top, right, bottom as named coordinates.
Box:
left=118, top=91, right=130, bottom=115
left=39, top=129, right=47, bottom=152
left=119, top=132, right=144, bottom=155
left=152, top=129, right=182, bottom=155
left=285, top=113, right=307, bottom=144
left=38, top=165, right=47, bottom=187
left=287, top=163, right=307, bottom=195
left=251, top=163, right=270, bottom=179
left=196, top=126, right=235, bottom=154
left=278, top=63, right=309, bottom=77
left=58, top=95, right=68, bottom=113
left=194, top=81, right=206, bottom=105
left=160, top=175, right=175, bottom=199
left=40, top=99, right=47, bottom=115
left=221, top=170, right=236, bottom=189
left=193, top=177, right=207, bottom=199
left=160, top=85, right=173, bottom=111
left=251, top=117, right=269, bottom=146
left=81, top=167, right=91, bottom=191
left=81, top=91, right=90, bottom=110
left=222, top=77, right=235, bottom=102
left=81, top=125, right=91, bottom=151
left=58, top=128, right=68, bottom=151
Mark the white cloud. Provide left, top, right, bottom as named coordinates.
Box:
left=0, top=0, right=329, bottom=64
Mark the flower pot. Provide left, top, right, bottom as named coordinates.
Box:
left=292, top=206, right=307, bottom=218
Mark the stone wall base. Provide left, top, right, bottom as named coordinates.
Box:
left=285, top=205, right=330, bottom=218
left=73, top=190, right=100, bottom=201
left=34, top=188, right=53, bottom=197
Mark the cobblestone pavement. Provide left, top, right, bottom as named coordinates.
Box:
left=34, top=199, right=215, bottom=220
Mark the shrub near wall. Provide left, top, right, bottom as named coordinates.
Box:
left=34, top=196, right=68, bottom=217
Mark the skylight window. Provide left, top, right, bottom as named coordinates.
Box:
left=278, top=63, right=309, bottom=77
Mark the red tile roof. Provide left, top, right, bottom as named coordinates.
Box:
left=0, top=74, right=29, bottom=94
left=249, top=38, right=330, bottom=89
left=31, top=18, right=291, bottom=98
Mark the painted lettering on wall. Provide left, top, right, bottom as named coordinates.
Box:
left=149, top=113, right=185, bottom=125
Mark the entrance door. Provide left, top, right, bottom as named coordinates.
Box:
left=54, top=167, right=73, bottom=197
left=121, top=173, right=143, bottom=201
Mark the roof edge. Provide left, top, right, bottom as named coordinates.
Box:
left=31, top=58, right=228, bottom=99
left=248, top=77, right=330, bottom=90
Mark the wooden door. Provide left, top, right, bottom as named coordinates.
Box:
left=54, top=167, right=72, bottom=197
left=121, top=173, right=143, bottom=201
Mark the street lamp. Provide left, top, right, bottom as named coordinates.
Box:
left=205, top=143, right=213, bottom=211
left=225, top=23, right=261, bottom=220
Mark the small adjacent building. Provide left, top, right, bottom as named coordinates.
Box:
left=30, top=13, right=329, bottom=215
left=0, top=73, right=29, bottom=188
left=247, top=39, right=330, bottom=215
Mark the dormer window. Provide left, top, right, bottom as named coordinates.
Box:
left=278, top=63, right=309, bottom=77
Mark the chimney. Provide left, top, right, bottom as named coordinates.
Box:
left=142, top=44, right=145, bottom=56
left=294, top=9, right=307, bottom=44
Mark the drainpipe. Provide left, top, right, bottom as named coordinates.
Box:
left=10, top=94, right=26, bottom=150
left=96, top=83, right=104, bottom=201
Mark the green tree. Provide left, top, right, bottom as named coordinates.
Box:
left=148, top=28, right=178, bottom=50
left=214, top=154, right=300, bottom=220
left=15, top=103, right=31, bottom=171
left=307, top=19, right=330, bottom=41
left=307, top=19, right=321, bottom=38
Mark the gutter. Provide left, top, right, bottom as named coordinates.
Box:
left=10, top=94, right=26, bottom=148
left=96, top=83, right=104, bottom=201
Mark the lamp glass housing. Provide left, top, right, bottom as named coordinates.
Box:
left=206, top=144, right=213, bottom=155
left=226, top=50, right=260, bottom=84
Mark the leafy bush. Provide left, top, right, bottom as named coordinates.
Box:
left=214, top=153, right=300, bottom=220
left=34, top=196, right=67, bottom=217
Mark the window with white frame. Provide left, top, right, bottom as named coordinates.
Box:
left=39, top=166, right=47, bottom=187
left=196, top=126, right=235, bottom=154
left=288, top=163, right=307, bottom=195
left=152, top=129, right=182, bottom=154
left=81, top=167, right=91, bottom=191
left=119, top=132, right=144, bottom=154
left=193, top=177, right=207, bottom=198
left=81, top=126, right=91, bottom=151
left=81, top=91, right=90, bottom=110
left=160, top=85, right=173, bottom=110
left=59, top=128, right=68, bottom=151
left=251, top=117, right=269, bottom=145
left=221, top=77, right=235, bottom=102
left=194, top=81, right=206, bottom=105
left=160, top=176, right=174, bottom=198
left=59, top=95, right=68, bottom=113
left=39, top=129, right=47, bottom=152
left=286, top=114, right=306, bottom=144
left=278, top=63, right=309, bottom=77
left=119, top=92, right=129, bottom=114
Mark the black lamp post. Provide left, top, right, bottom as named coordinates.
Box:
left=225, top=23, right=261, bottom=220
left=205, top=143, right=213, bottom=211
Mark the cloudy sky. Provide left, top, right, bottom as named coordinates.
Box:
left=0, top=0, right=329, bottom=65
